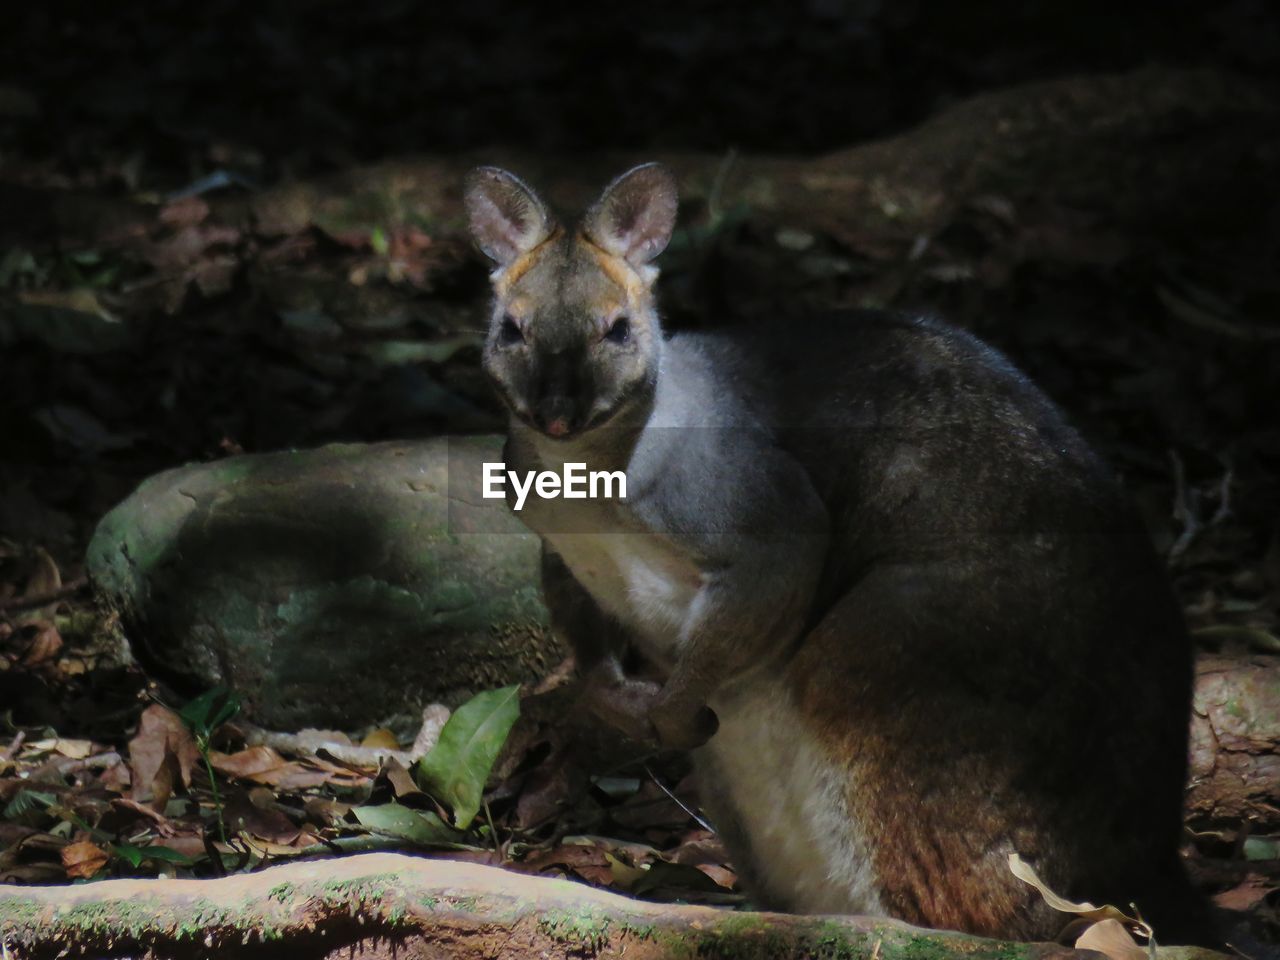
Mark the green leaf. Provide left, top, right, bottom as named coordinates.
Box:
left=3, top=789, right=57, bottom=822
left=630, top=859, right=727, bottom=896
left=370, top=226, right=390, bottom=256
left=413, top=684, right=520, bottom=829
left=351, top=803, right=458, bottom=846
left=112, top=843, right=145, bottom=868
left=1243, top=836, right=1280, bottom=861
left=139, top=843, right=197, bottom=866
left=178, top=687, right=241, bottom=738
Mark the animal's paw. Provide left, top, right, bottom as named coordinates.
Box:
left=582, top=671, right=664, bottom=744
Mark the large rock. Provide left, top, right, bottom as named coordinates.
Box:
left=87, top=437, right=559, bottom=730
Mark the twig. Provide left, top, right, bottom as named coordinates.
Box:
left=0, top=578, right=89, bottom=615
left=44, top=751, right=122, bottom=776
left=483, top=800, right=503, bottom=858
left=1210, top=452, right=1234, bottom=526
left=642, top=763, right=715, bottom=834
left=1, top=731, right=25, bottom=762
left=706, top=148, right=739, bottom=223
left=1168, top=449, right=1200, bottom=561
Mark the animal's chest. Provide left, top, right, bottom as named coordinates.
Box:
left=542, top=522, right=704, bottom=660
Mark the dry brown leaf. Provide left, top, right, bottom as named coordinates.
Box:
left=605, top=851, right=648, bottom=890
left=143, top=835, right=207, bottom=860
left=158, top=196, right=210, bottom=228
left=210, top=745, right=288, bottom=780
left=19, top=620, right=62, bottom=666
left=1075, top=918, right=1150, bottom=960
left=303, top=797, right=353, bottom=826
left=25, top=737, right=94, bottom=760
left=361, top=728, right=400, bottom=750
left=236, top=833, right=318, bottom=858
left=98, top=758, right=132, bottom=793
left=0, top=862, right=68, bottom=883
left=128, top=705, right=199, bottom=808
left=211, top=746, right=341, bottom=791
left=17, top=288, right=116, bottom=321
left=694, top=863, right=738, bottom=889
left=670, top=832, right=730, bottom=867
left=225, top=787, right=302, bottom=845
left=111, top=797, right=173, bottom=833
left=379, top=756, right=422, bottom=800
left=514, top=840, right=611, bottom=876
left=60, top=839, right=109, bottom=880
left=23, top=547, right=60, bottom=599
left=1008, top=853, right=1150, bottom=934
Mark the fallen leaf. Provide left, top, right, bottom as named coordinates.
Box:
left=414, top=685, right=520, bottom=830
left=605, top=851, right=648, bottom=890
left=111, top=797, right=172, bottom=832
left=128, top=705, right=199, bottom=809
left=158, top=196, right=210, bottom=229
left=670, top=832, right=730, bottom=867
left=210, top=745, right=287, bottom=780
left=1008, top=854, right=1151, bottom=937
left=19, top=621, right=63, bottom=666
left=361, top=728, right=400, bottom=750
left=632, top=858, right=734, bottom=896
left=1075, top=918, right=1148, bottom=960
left=60, top=839, right=109, bottom=879
left=22, top=547, right=60, bottom=601
left=350, top=803, right=458, bottom=846
left=694, top=863, right=738, bottom=889
left=514, top=755, right=586, bottom=828
left=379, top=757, right=423, bottom=800
left=17, top=288, right=117, bottom=322
left=303, top=797, right=352, bottom=826
left=225, top=788, right=302, bottom=845
left=210, top=746, right=334, bottom=791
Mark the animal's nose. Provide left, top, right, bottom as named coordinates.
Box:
left=536, top=396, right=576, bottom=438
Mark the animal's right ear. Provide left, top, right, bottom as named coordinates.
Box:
left=463, top=167, right=555, bottom=267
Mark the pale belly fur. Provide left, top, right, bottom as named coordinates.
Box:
left=547, top=529, right=884, bottom=914
left=544, top=531, right=701, bottom=662
left=701, top=675, right=887, bottom=916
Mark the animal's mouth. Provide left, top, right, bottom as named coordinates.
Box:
left=508, top=401, right=623, bottom=442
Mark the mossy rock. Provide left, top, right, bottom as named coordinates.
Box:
left=87, top=436, right=558, bottom=729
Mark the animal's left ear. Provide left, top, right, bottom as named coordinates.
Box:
left=464, top=166, right=555, bottom=267
left=582, top=163, right=678, bottom=267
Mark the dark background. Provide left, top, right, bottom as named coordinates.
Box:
left=2, top=0, right=1278, bottom=580
left=2, top=1, right=1277, bottom=615
left=4, top=1, right=1278, bottom=182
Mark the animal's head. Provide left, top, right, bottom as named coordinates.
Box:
left=464, top=163, right=677, bottom=440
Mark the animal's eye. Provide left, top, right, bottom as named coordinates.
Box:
left=603, top=316, right=630, bottom=344
left=499, top=315, right=525, bottom=345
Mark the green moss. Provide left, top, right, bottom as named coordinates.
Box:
left=686, top=913, right=794, bottom=960
left=537, top=907, right=617, bottom=950
left=0, top=896, right=44, bottom=930
left=882, top=933, right=1030, bottom=960
left=806, top=920, right=874, bottom=960
left=319, top=871, right=397, bottom=904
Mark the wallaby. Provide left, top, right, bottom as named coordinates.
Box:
left=464, top=163, right=1209, bottom=943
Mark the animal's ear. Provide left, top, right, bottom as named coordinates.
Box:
left=582, top=163, right=678, bottom=267
left=464, top=167, right=555, bottom=267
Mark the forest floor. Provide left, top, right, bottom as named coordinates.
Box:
left=1, top=4, right=1279, bottom=955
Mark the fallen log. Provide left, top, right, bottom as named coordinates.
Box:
left=0, top=852, right=1221, bottom=960
left=1187, top=652, right=1280, bottom=832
